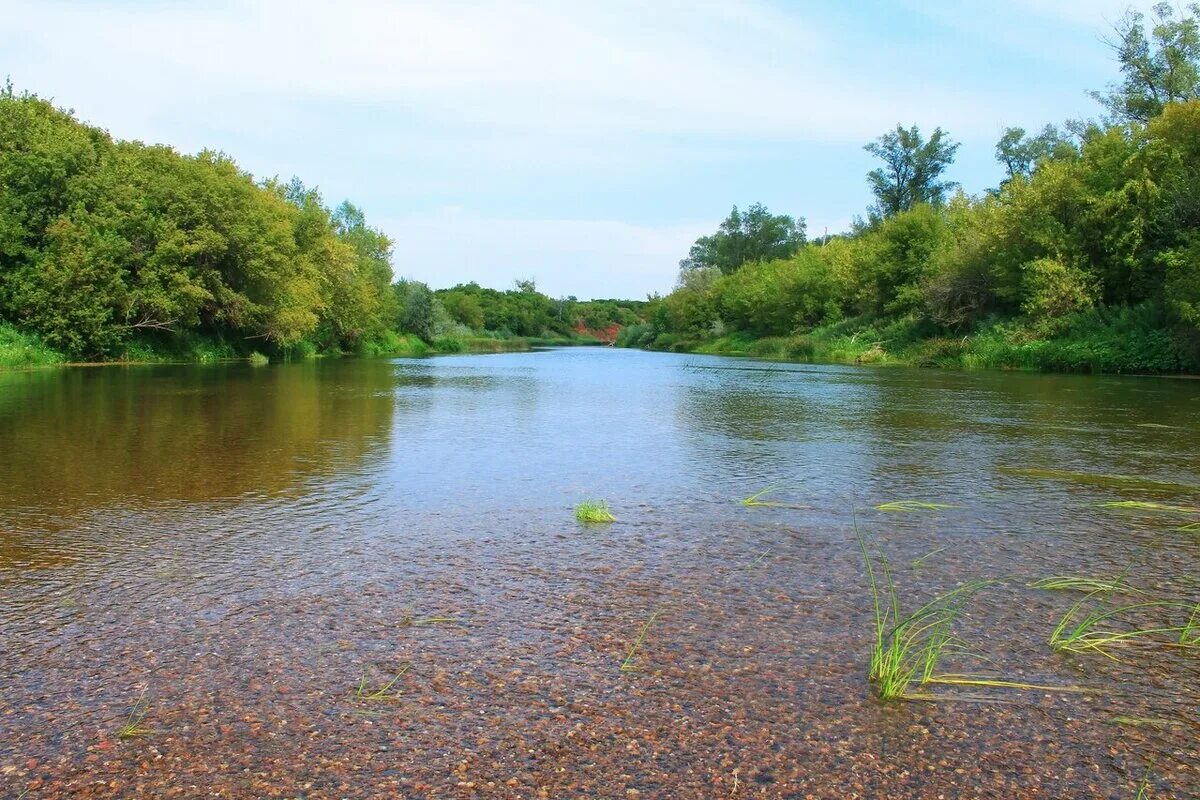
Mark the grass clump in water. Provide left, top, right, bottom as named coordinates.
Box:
left=398, top=607, right=463, bottom=627
left=741, top=486, right=810, bottom=509
left=911, top=547, right=946, bottom=569
left=248, top=351, right=269, bottom=366
left=355, top=664, right=410, bottom=702
left=857, top=528, right=991, bottom=701
left=998, top=466, right=1200, bottom=493
left=1029, top=576, right=1140, bottom=594
left=1050, top=596, right=1199, bottom=659
left=1099, top=500, right=1199, bottom=514
left=875, top=500, right=955, bottom=513
left=116, top=687, right=153, bottom=739
left=575, top=499, right=615, bottom=523
left=1135, top=762, right=1155, bottom=799
left=620, top=610, right=661, bottom=672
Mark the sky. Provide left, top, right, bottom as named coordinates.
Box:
left=0, top=0, right=1160, bottom=299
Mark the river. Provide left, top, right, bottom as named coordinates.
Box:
left=1, top=348, right=1197, bottom=797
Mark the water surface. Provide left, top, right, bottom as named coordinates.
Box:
left=2, top=349, right=1198, bottom=797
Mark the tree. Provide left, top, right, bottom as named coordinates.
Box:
left=864, top=125, right=959, bottom=220
left=394, top=279, right=436, bottom=341
left=680, top=203, right=805, bottom=274
left=994, top=125, right=1076, bottom=181
left=1093, top=2, right=1200, bottom=123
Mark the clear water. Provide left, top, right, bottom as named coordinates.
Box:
left=1, top=349, right=1197, bottom=797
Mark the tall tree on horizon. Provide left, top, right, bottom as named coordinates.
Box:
left=994, top=125, right=1077, bottom=182
left=1093, top=2, right=1200, bottom=124
left=679, top=203, right=806, bottom=275
left=863, top=124, right=959, bottom=221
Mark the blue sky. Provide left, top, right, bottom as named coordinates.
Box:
left=1, top=0, right=1157, bottom=298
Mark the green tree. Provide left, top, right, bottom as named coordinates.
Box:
left=394, top=279, right=436, bottom=341
left=713, top=250, right=841, bottom=336
left=864, top=125, right=959, bottom=219
left=1093, top=2, right=1200, bottom=123
left=440, top=290, right=485, bottom=329
left=680, top=203, right=805, bottom=274
left=995, top=125, right=1076, bottom=181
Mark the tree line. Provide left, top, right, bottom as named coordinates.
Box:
left=625, top=3, right=1200, bottom=372
left=0, top=83, right=643, bottom=363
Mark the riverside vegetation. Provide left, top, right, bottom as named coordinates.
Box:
left=617, top=5, right=1200, bottom=375
left=0, top=82, right=643, bottom=367
left=3, top=5, right=1200, bottom=377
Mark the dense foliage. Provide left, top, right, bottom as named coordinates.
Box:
left=0, top=84, right=396, bottom=360
left=628, top=6, right=1200, bottom=373
left=5, top=4, right=1200, bottom=374
left=0, top=85, right=647, bottom=363
left=679, top=203, right=805, bottom=274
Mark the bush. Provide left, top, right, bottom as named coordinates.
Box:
left=0, top=322, right=65, bottom=368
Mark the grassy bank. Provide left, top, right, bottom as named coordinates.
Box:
left=0, top=323, right=65, bottom=369
left=0, top=327, right=603, bottom=370
left=360, top=331, right=602, bottom=358
left=621, top=304, right=1200, bottom=375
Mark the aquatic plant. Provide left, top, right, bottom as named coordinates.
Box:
left=1049, top=596, right=1199, bottom=660
left=248, top=351, right=269, bottom=366
left=355, top=664, right=410, bottom=702
left=742, top=549, right=772, bottom=570
left=1135, top=762, right=1155, bottom=799
left=575, top=500, right=616, bottom=523
left=116, top=687, right=153, bottom=739
left=741, top=487, right=809, bottom=509
left=998, top=466, right=1200, bottom=493
left=1099, top=500, right=1200, bottom=514
left=620, top=610, right=661, bottom=672
left=397, top=607, right=463, bottom=627
left=1177, top=521, right=1200, bottom=532
left=1182, top=602, right=1200, bottom=645
left=1029, top=576, right=1140, bottom=594
left=1109, top=715, right=1183, bottom=730
left=857, top=528, right=990, bottom=701
left=911, top=547, right=946, bottom=569
left=874, top=500, right=955, bottom=512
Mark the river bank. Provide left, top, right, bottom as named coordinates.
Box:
left=622, top=305, right=1200, bottom=375
left=0, top=322, right=601, bottom=370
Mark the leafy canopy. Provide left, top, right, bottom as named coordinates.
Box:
left=864, top=125, right=959, bottom=220
left=1093, top=2, right=1200, bottom=123
left=680, top=203, right=805, bottom=275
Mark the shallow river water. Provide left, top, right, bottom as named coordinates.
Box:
left=1, top=348, right=1198, bottom=798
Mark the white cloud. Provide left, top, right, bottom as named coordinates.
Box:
left=2, top=0, right=1072, bottom=144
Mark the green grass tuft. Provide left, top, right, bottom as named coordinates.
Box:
left=1029, top=576, right=1140, bottom=594
left=355, top=664, right=410, bottom=702
left=998, top=466, right=1200, bottom=493
left=620, top=610, right=661, bottom=672
left=0, top=322, right=65, bottom=369
left=1049, top=595, right=1199, bottom=660
left=575, top=499, right=616, bottom=523
left=911, top=547, right=946, bottom=569
left=1099, top=500, right=1200, bottom=514
left=116, top=686, right=153, bottom=739
left=248, top=351, right=269, bottom=366
left=1135, top=762, right=1155, bottom=799
left=741, top=486, right=810, bottom=509
left=857, top=526, right=991, bottom=701
left=875, top=500, right=956, bottom=512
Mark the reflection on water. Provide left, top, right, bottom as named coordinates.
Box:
left=0, top=349, right=1197, bottom=797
